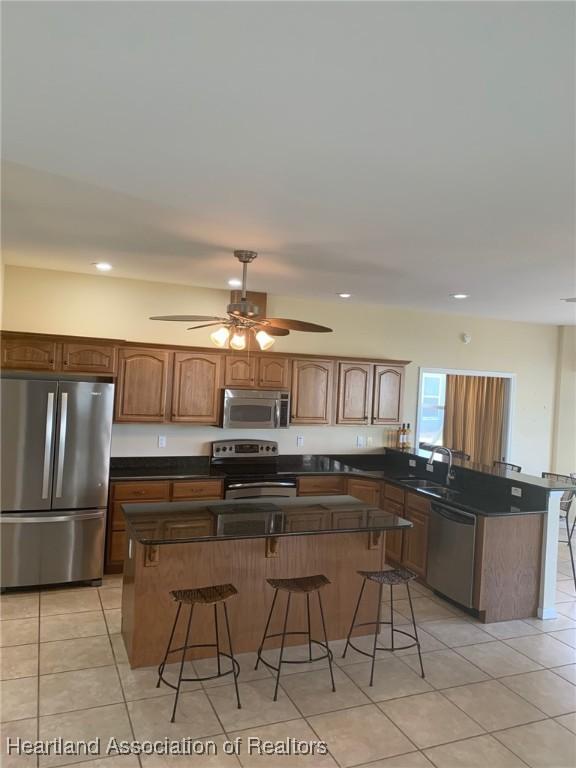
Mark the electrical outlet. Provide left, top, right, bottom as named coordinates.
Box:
left=426, top=464, right=434, bottom=472
left=409, top=459, right=417, bottom=468
left=158, top=435, right=167, bottom=448
left=511, top=487, right=522, bottom=498
left=296, top=435, right=304, bottom=448
left=356, top=435, right=366, bottom=448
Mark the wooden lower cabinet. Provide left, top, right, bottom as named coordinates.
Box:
left=346, top=478, right=381, bottom=505
left=382, top=498, right=405, bottom=563
left=284, top=508, right=331, bottom=533
left=297, top=475, right=347, bottom=496
left=401, top=493, right=430, bottom=578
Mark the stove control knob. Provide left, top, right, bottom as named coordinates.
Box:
left=265, top=446, right=270, bottom=451
left=272, top=446, right=277, bottom=452
left=215, top=447, right=221, bottom=452
left=222, top=446, right=227, bottom=452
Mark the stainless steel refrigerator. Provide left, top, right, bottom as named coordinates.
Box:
left=1, top=379, right=114, bottom=589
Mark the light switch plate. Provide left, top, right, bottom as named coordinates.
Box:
left=158, top=435, right=167, bottom=448
left=296, top=435, right=304, bottom=447
left=356, top=435, right=366, bottom=448
left=426, top=464, right=434, bottom=472
left=511, top=487, right=522, bottom=497
left=409, top=459, right=417, bottom=467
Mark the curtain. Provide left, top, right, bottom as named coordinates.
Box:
left=443, top=375, right=506, bottom=466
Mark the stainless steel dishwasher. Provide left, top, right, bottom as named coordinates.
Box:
left=426, top=502, right=477, bottom=608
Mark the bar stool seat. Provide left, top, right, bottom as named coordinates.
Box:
left=343, top=567, right=425, bottom=686
left=157, top=582, right=241, bottom=721
left=255, top=574, right=336, bottom=701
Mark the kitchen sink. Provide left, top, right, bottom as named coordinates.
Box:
left=421, top=486, right=461, bottom=498
left=397, top=478, right=443, bottom=489
left=397, top=478, right=461, bottom=498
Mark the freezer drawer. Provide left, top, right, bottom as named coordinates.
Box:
left=1, top=509, right=106, bottom=588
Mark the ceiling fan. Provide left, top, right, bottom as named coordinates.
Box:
left=150, top=250, right=333, bottom=351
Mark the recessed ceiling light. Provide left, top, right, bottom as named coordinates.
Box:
left=450, top=293, right=469, bottom=299
left=228, top=278, right=242, bottom=288
left=338, top=293, right=352, bottom=299
left=93, top=262, right=112, bottom=272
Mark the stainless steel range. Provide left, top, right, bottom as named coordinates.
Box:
left=211, top=439, right=297, bottom=499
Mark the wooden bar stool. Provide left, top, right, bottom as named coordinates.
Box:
left=255, top=574, right=336, bottom=701
left=157, top=583, right=241, bottom=721
left=343, top=568, right=425, bottom=686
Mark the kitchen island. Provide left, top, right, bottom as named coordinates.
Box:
left=120, top=495, right=410, bottom=668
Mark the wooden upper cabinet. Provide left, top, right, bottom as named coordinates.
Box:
left=224, top=355, right=256, bottom=388
left=372, top=365, right=404, bottom=424
left=258, top=357, right=290, bottom=389
left=290, top=359, right=335, bottom=424
left=62, top=343, right=117, bottom=374
left=2, top=336, right=59, bottom=371
left=115, top=348, right=171, bottom=422
left=172, top=352, right=222, bottom=424
left=337, top=363, right=372, bottom=424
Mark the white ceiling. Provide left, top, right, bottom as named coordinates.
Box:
left=2, top=1, right=575, bottom=325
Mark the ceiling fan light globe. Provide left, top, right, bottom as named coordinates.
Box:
left=229, top=330, right=247, bottom=351
left=255, top=330, right=275, bottom=351
left=210, top=326, right=230, bottom=348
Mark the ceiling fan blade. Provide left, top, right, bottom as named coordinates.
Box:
left=149, top=315, right=228, bottom=322
left=186, top=323, right=227, bottom=331
left=263, top=318, right=333, bottom=333
left=256, top=325, right=290, bottom=337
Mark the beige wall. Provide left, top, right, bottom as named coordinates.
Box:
left=2, top=266, right=560, bottom=473
left=552, top=325, right=576, bottom=475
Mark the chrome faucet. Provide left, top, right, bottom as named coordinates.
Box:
left=427, top=446, right=455, bottom=486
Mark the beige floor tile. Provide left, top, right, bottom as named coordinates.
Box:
left=494, top=718, right=576, bottom=768
left=442, top=680, right=546, bottom=731
left=39, top=703, right=133, bottom=767
left=119, top=660, right=199, bottom=701
left=362, top=626, right=447, bottom=656
left=557, top=581, right=576, bottom=598
left=308, top=704, right=415, bottom=768
left=0, top=717, right=38, bottom=768
left=418, top=619, right=493, bottom=647
left=128, top=690, right=222, bottom=739
left=555, top=590, right=574, bottom=603
left=379, top=691, right=484, bottom=748
left=0, top=619, right=39, bottom=648
left=39, top=664, right=123, bottom=715
left=194, top=651, right=271, bottom=687
left=228, top=719, right=337, bottom=767
left=523, top=615, right=576, bottom=632
left=0, top=593, right=39, bottom=620
left=505, top=634, right=576, bottom=667
left=40, top=610, right=107, bottom=642
left=99, top=590, right=122, bottom=610
left=279, top=665, right=369, bottom=715
left=142, top=737, right=242, bottom=767
left=104, top=609, right=121, bottom=634
left=333, top=633, right=388, bottom=667
left=206, top=677, right=299, bottom=731
left=343, top=656, right=432, bottom=701
left=423, top=734, right=526, bottom=767
left=481, top=619, right=541, bottom=640
left=40, top=635, right=114, bottom=674
left=258, top=643, right=329, bottom=676
left=394, top=598, right=457, bottom=622
left=0, top=676, right=38, bottom=722
left=554, top=664, right=576, bottom=683
left=549, top=628, right=576, bottom=648
left=40, top=588, right=101, bottom=616
left=403, top=649, right=488, bottom=689
left=1, top=643, right=38, bottom=680
left=456, top=640, right=543, bottom=677
left=109, top=633, right=129, bottom=664
left=500, top=669, right=576, bottom=716
left=555, top=712, right=576, bottom=734
left=100, top=575, right=124, bottom=589
left=557, top=601, right=576, bottom=620
left=354, top=753, right=434, bottom=768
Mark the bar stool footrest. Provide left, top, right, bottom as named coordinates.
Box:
left=344, top=621, right=420, bottom=658
left=158, top=643, right=240, bottom=690
left=257, top=631, right=333, bottom=673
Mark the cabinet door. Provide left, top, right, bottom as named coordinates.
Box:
left=284, top=509, right=331, bottom=533
left=172, top=352, right=222, bottom=424
left=115, top=348, right=171, bottom=422
left=347, top=478, right=380, bottom=505
left=290, top=360, right=335, bottom=424
left=382, top=493, right=404, bottom=564
left=372, top=365, right=404, bottom=424
left=258, top=357, right=290, bottom=389
left=1, top=336, right=59, bottom=371
left=337, top=363, right=372, bottom=424
left=297, top=475, right=347, bottom=496
left=402, top=508, right=429, bottom=577
left=62, top=343, right=117, bottom=374
left=224, top=355, right=257, bottom=387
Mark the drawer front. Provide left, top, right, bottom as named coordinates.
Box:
left=109, top=530, right=126, bottom=563
left=347, top=479, right=381, bottom=505
left=405, top=492, right=430, bottom=514
left=384, top=483, right=405, bottom=505
left=171, top=480, right=223, bottom=499
left=332, top=509, right=367, bottom=529
left=381, top=498, right=404, bottom=517
left=162, top=516, right=213, bottom=539
left=297, top=475, right=347, bottom=496
left=112, top=481, right=171, bottom=501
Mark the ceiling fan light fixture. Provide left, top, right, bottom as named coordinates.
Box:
left=255, top=329, right=275, bottom=351
left=210, top=326, right=230, bottom=348
left=229, top=329, right=247, bottom=351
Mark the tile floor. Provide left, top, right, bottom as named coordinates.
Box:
left=1, top=546, right=575, bottom=768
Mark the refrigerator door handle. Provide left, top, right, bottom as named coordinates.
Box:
left=54, top=392, right=68, bottom=498
left=42, top=392, right=55, bottom=499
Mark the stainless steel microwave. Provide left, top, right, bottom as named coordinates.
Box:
left=221, top=389, right=290, bottom=429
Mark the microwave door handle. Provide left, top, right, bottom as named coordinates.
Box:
left=275, top=400, right=281, bottom=428
left=42, top=392, right=55, bottom=499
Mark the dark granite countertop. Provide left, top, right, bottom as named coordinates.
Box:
left=122, top=494, right=412, bottom=545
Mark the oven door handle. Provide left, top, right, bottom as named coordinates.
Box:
left=227, top=481, right=296, bottom=489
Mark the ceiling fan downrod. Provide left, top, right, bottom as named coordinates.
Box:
left=230, top=250, right=258, bottom=316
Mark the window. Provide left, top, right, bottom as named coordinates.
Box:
left=419, top=372, right=446, bottom=445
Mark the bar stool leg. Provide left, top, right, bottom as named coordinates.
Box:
left=214, top=604, right=221, bottom=676
left=566, top=513, right=576, bottom=589
left=406, top=583, right=425, bottom=678
left=317, top=591, right=336, bottom=692
left=223, top=601, right=241, bottom=710
left=157, top=602, right=182, bottom=687
left=342, top=578, right=366, bottom=658
left=390, top=584, right=395, bottom=651
left=369, top=582, right=384, bottom=687
left=273, top=592, right=291, bottom=702
left=255, top=589, right=279, bottom=671
left=170, top=604, right=194, bottom=723
left=306, top=593, right=312, bottom=661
